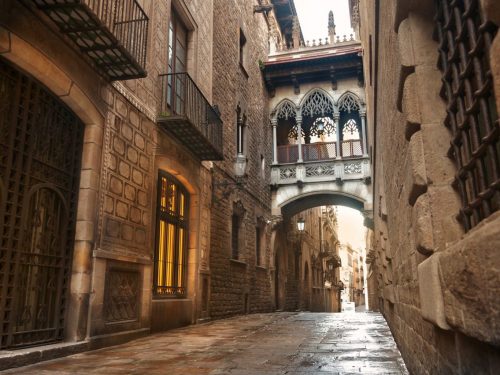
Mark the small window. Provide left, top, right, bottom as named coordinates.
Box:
left=256, top=226, right=262, bottom=266
left=369, top=34, right=373, bottom=87
left=231, top=214, right=240, bottom=260
left=239, top=29, right=247, bottom=67
left=260, top=154, right=265, bottom=179
left=231, top=201, right=246, bottom=260
left=236, top=106, right=247, bottom=156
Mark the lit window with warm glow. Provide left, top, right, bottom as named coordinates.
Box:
left=155, top=171, right=189, bottom=297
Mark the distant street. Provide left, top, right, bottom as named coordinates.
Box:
left=5, top=312, right=408, bottom=374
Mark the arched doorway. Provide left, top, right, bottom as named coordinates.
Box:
left=0, top=58, right=84, bottom=349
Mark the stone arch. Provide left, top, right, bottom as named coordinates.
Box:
left=279, top=190, right=368, bottom=219
left=299, top=88, right=335, bottom=117
left=0, top=30, right=105, bottom=342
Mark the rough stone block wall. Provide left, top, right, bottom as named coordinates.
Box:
left=365, top=0, right=500, bottom=373
left=209, top=0, right=273, bottom=319
left=98, top=92, right=155, bottom=255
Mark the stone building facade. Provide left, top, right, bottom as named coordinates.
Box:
left=357, top=0, right=500, bottom=373
left=0, top=0, right=288, bottom=363
left=206, top=0, right=275, bottom=320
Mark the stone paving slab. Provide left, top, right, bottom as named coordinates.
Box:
left=2, top=312, right=408, bottom=374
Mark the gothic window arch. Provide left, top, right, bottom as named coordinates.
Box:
left=338, top=91, right=361, bottom=113
left=275, top=100, right=297, bottom=120
left=338, top=92, right=363, bottom=157
left=301, top=90, right=335, bottom=117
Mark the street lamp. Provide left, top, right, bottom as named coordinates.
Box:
left=297, top=217, right=305, bottom=232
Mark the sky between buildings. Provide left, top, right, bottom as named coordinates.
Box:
left=294, top=0, right=354, bottom=42
left=294, top=0, right=363, bottom=251
left=336, top=206, right=366, bottom=251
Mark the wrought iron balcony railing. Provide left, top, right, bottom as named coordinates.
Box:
left=341, top=139, right=363, bottom=158
left=32, top=0, right=149, bottom=80
left=158, top=73, right=223, bottom=160
left=277, top=139, right=363, bottom=164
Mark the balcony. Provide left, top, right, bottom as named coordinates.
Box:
left=158, top=73, right=223, bottom=161
left=277, top=140, right=363, bottom=164
left=32, top=0, right=148, bottom=80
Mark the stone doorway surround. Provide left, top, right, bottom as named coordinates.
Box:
left=0, top=26, right=105, bottom=344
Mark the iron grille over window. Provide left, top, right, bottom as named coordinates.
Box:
left=154, top=171, right=189, bottom=297
left=436, top=0, right=499, bottom=231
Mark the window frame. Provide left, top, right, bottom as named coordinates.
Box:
left=239, top=28, right=247, bottom=68
left=231, top=213, right=241, bottom=260
left=166, top=9, right=189, bottom=114
left=153, top=170, right=190, bottom=298
left=236, top=106, right=247, bottom=156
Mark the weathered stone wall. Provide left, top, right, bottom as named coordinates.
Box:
left=0, top=0, right=217, bottom=345
left=209, top=0, right=274, bottom=319
left=359, top=0, right=500, bottom=373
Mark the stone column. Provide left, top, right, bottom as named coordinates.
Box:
left=334, top=114, right=341, bottom=158
left=296, top=115, right=303, bottom=163
left=271, top=117, right=278, bottom=164
left=360, top=109, right=368, bottom=156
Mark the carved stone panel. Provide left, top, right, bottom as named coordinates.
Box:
left=104, top=268, right=140, bottom=323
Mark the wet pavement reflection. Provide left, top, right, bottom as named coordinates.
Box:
left=5, top=311, right=408, bottom=374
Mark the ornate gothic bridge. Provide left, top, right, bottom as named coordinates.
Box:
left=269, top=89, right=372, bottom=221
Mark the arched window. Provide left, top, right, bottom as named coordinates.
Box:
left=338, top=92, right=360, bottom=113
left=300, top=90, right=336, bottom=162
left=155, top=171, right=189, bottom=297
left=309, top=116, right=336, bottom=143
left=301, top=91, right=335, bottom=117
left=342, top=119, right=360, bottom=140
left=276, top=100, right=296, bottom=120
left=338, top=92, right=363, bottom=157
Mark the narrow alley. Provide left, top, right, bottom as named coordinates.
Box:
left=0, top=0, right=499, bottom=373
left=4, top=312, right=407, bottom=374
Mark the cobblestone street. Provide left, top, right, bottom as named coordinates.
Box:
left=5, top=312, right=408, bottom=374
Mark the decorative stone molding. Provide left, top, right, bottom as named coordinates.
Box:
left=305, top=164, right=335, bottom=178
left=271, top=157, right=371, bottom=185
left=344, top=162, right=362, bottom=174
left=112, top=82, right=157, bottom=122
